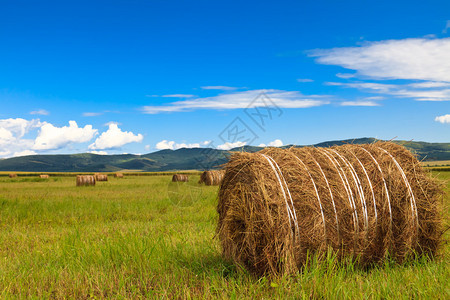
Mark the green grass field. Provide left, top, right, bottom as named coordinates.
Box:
left=0, top=173, right=448, bottom=299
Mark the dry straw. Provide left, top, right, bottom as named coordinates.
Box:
left=95, top=173, right=108, bottom=181
left=172, top=174, right=189, bottom=182
left=39, top=174, right=49, bottom=179
left=8, top=173, right=17, bottom=178
left=217, top=142, right=443, bottom=276
left=199, top=170, right=225, bottom=186
left=76, top=175, right=96, bottom=186
left=114, top=172, right=124, bottom=178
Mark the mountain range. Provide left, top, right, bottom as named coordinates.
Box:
left=0, top=138, right=449, bottom=172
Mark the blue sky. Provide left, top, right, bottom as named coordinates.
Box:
left=0, top=0, right=449, bottom=157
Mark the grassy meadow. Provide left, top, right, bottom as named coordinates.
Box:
left=0, top=172, right=448, bottom=299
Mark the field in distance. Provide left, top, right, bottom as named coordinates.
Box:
left=0, top=173, right=448, bottom=298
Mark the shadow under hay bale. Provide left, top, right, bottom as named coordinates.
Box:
left=217, top=142, right=443, bottom=276
left=39, top=174, right=49, bottom=179
left=172, top=174, right=189, bottom=182
left=198, top=170, right=225, bottom=186
left=76, top=175, right=96, bottom=186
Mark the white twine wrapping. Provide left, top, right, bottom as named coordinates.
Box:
left=359, top=147, right=393, bottom=228
left=260, top=154, right=300, bottom=243
left=329, top=149, right=369, bottom=233
left=307, top=151, right=340, bottom=239
left=320, top=148, right=360, bottom=235
left=291, top=154, right=327, bottom=237
left=376, top=147, right=418, bottom=234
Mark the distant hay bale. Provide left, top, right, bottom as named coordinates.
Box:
left=9, top=173, right=17, bottom=178
left=217, top=142, right=443, bottom=276
left=198, top=170, right=225, bottom=185
left=95, top=174, right=108, bottom=181
left=172, top=174, right=189, bottom=182
left=114, top=172, right=124, bottom=178
left=39, top=174, right=49, bottom=179
left=76, top=175, right=96, bottom=186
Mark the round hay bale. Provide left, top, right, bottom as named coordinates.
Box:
left=172, top=174, right=189, bottom=182
left=9, top=173, right=17, bottom=178
left=95, top=174, right=108, bottom=181
left=114, top=172, right=124, bottom=178
left=217, top=142, right=443, bottom=276
left=198, top=170, right=225, bottom=185
left=39, top=174, right=49, bottom=179
left=76, top=175, right=96, bottom=186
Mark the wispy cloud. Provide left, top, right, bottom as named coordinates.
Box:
left=310, top=38, right=450, bottom=82
left=155, top=140, right=210, bottom=150
left=200, top=86, right=240, bottom=91
left=83, top=112, right=103, bottom=117
left=142, top=89, right=329, bottom=114
left=30, top=109, right=49, bottom=116
left=340, top=101, right=380, bottom=107
left=435, top=114, right=450, bottom=124
left=146, top=94, right=195, bottom=98
left=296, top=78, right=314, bottom=83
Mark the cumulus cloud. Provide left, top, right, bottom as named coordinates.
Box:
left=13, top=150, right=37, bottom=157
left=89, top=123, right=143, bottom=150
left=217, top=141, right=247, bottom=150
left=33, top=121, right=97, bottom=150
left=30, top=109, right=49, bottom=116
left=155, top=140, right=210, bottom=150
left=258, top=139, right=284, bottom=147
left=88, top=150, right=108, bottom=155
left=0, top=118, right=44, bottom=158
left=435, top=114, right=450, bottom=124
left=142, top=89, right=329, bottom=113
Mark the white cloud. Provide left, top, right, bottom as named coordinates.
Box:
left=33, top=121, right=97, bottom=150
left=201, top=86, right=239, bottom=91
left=88, top=150, right=108, bottom=155
left=30, top=109, right=49, bottom=116
left=297, top=78, right=314, bottom=83
left=336, top=73, right=355, bottom=79
left=83, top=112, right=103, bottom=117
left=310, top=38, right=450, bottom=82
left=89, top=124, right=143, bottom=150
left=340, top=101, right=381, bottom=106
left=217, top=141, right=247, bottom=150
left=259, top=139, right=284, bottom=147
left=146, top=94, right=195, bottom=98
left=142, top=89, right=329, bottom=114
left=155, top=140, right=210, bottom=150
left=435, top=114, right=450, bottom=124
left=0, top=118, right=43, bottom=158
left=13, top=150, right=37, bottom=157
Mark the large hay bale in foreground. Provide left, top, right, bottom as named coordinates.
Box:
left=199, top=170, right=225, bottom=185
left=9, top=173, right=17, bottom=178
left=76, top=175, right=96, bottom=186
left=217, top=142, right=443, bottom=276
left=95, top=174, right=108, bottom=181
left=114, top=172, right=124, bottom=178
left=172, top=174, right=189, bottom=182
left=39, top=174, right=49, bottom=179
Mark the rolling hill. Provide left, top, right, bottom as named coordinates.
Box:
left=0, top=138, right=448, bottom=172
